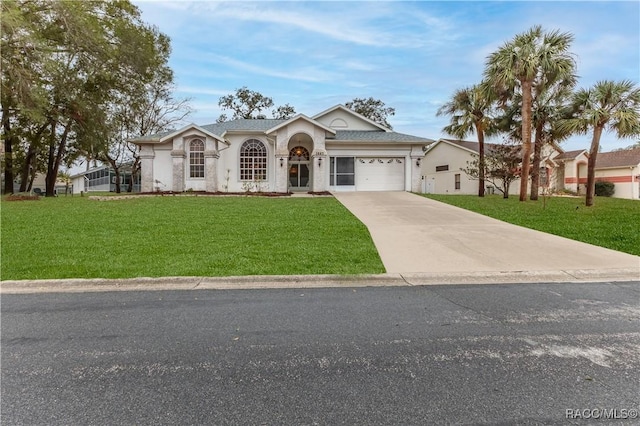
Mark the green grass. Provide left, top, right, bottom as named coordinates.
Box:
left=1, top=195, right=385, bottom=280
left=424, top=194, right=640, bottom=256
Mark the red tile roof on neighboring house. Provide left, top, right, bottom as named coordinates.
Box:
left=596, top=148, right=640, bottom=168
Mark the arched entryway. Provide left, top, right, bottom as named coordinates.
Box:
left=288, top=146, right=310, bottom=191
left=577, top=161, right=587, bottom=194
left=287, top=132, right=314, bottom=192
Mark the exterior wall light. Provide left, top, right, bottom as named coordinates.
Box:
left=318, top=157, right=323, bottom=167
left=416, top=159, right=421, bottom=167
left=280, top=158, right=284, bottom=167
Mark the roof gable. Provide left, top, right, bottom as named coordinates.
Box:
left=312, top=104, right=390, bottom=132
left=161, top=124, right=227, bottom=144
left=266, top=114, right=336, bottom=135
left=130, top=123, right=227, bottom=145
left=554, top=149, right=587, bottom=161
left=427, top=138, right=481, bottom=155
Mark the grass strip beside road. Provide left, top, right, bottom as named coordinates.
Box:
left=1, top=196, right=385, bottom=280
left=424, top=194, right=640, bottom=256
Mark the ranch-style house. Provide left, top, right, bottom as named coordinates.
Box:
left=131, top=105, right=434, bottom=194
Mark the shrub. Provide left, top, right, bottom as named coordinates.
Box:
left=595, top=181, right=615, bottom=197
left=557, top=188, right=578, bottom=196
left=5, top=194, right=41, bottom=201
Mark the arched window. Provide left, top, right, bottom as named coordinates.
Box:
left=189, top=139, right=205, bottom=178
left=289, top=146, right=310, bottom=161
left=240, top=139, right=267, bottom=180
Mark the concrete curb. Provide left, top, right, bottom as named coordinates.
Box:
left=401, top=268, right=640, bottom=285
left=0, top=274, right=406, bottom=294
left=1, top=268, right=638, bottom=294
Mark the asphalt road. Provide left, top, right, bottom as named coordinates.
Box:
left=2, top=282, right=639, bottom=425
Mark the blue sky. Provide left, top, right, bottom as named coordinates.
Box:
left=133, top=0, right=640, bottom=152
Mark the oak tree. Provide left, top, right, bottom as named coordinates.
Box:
left=345, top=97, right=395, bottom=129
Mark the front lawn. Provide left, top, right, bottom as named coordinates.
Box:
left=1, top=195, right=385, bottom=280
left=424, top=194, right=640, bottom=256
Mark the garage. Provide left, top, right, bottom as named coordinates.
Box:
left=355, top=157, right=405, bottom=191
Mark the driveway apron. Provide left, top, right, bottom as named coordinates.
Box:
left=333, top=191, right=640, bottom=275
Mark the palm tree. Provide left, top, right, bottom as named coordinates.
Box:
left=484, top=26, right=576, bottom=201
left=559, top=80, right=640, bottom=206
left=437, top=84, right=495, bottom=197
left=529, top=77, right=576, bottom=200
left=492, top=83, right=575, bottom=200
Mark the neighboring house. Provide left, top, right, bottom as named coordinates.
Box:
left=2, top=173, right=69, bottom=195
left=553, top=149, right=588, bottom=195
left=70, top=164, right=141, bottom=194
left=558, top=148, right=640, bottom=199
left=421, top=138, right=563, bottom=195
left=130, top=105, right=434, bottom=193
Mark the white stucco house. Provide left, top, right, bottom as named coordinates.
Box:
left=421, top=138, right=563, bottom=196
left=422, top=139, right=640, bottom=200
left=130, top=105, right=434, bottom=194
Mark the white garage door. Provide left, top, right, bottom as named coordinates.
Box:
left=355, top=157, right=405, bottom=191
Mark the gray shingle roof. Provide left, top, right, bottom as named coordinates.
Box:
left=332, top=130, right=434, bottom=143
left=129, top=131, right=171, bottom=142
left=201, top=119, right=286, bottom=134
left=128, top=119, right=287, bottom=142
left=131, top=119, right=433, bottom=144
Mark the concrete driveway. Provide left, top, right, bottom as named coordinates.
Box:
left=334, top=191, right=640, bottom=281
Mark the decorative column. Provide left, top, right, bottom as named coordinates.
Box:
left=273, top=130, right=290, bottom=193
left=171, top=148, right=185, bottom=192
left=312, top=149, right=327, bottom=192
left=410, top=153, right=424, bottom=193
left=204, top=149, right=219, bottom=192
left=139, top=146, right=155, bottom=193
left=312, top=127, right=328, bottom=192
left=275, top=151, right=289, bottom=193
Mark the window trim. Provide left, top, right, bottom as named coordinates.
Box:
left=239, top=139, right=267, bottom=181
left=289, top=146, right=310, bottom=161
left=189, top=139, right=205, bottom=179
left=329, top=156, right=355, bottom=186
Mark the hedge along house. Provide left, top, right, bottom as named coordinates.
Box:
left=557, top=148, right=640, bottom=199
left=130, top=105, right=434, bottom=193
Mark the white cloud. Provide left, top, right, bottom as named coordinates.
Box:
left=199, top=53, right=341, bottom=83
left=131, top=0, right=639, bottom=148
left=176, top=86, right=229, bottom=97
left=343, top=60, right=376, bottom=72
left=189, top=1, right=439, bottom=48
